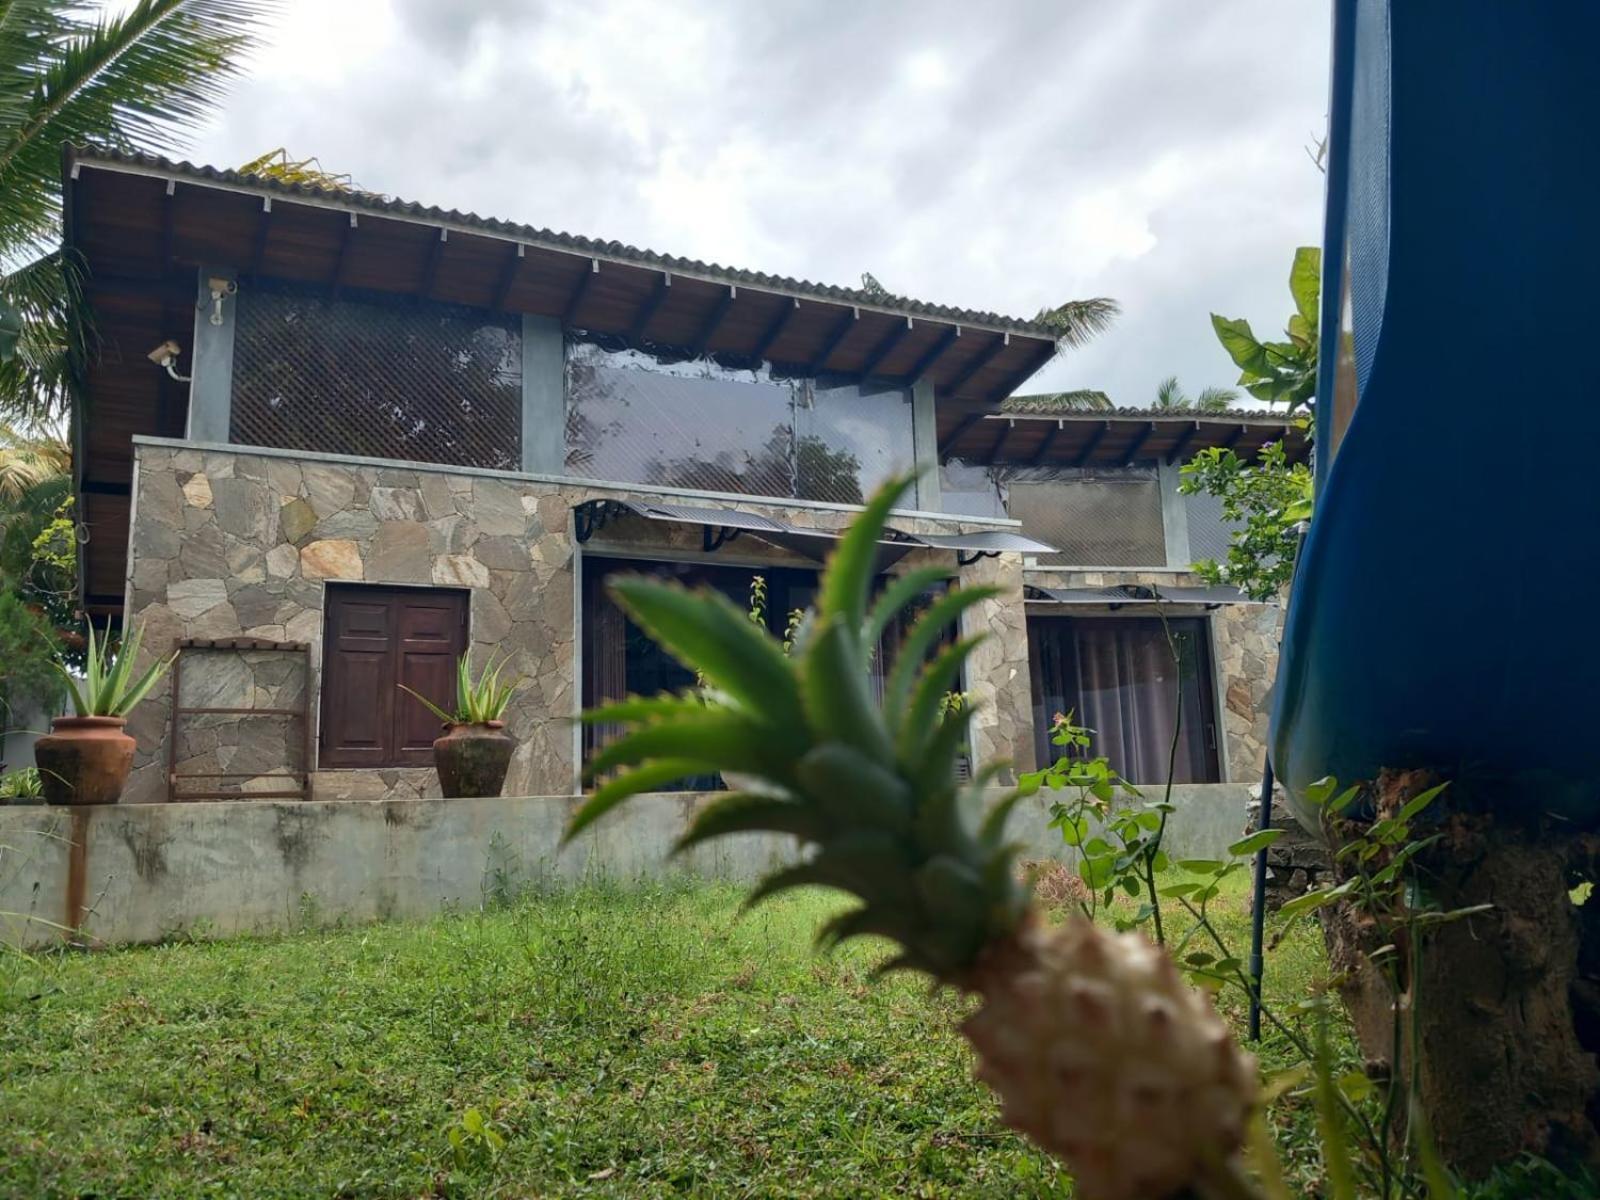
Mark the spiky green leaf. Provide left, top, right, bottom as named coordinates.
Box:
left=564, top=759, right=716, bottom=844
left=609, top=577, right=804, bottom=732
left=799, top=618, right=894, bottom=762
left=794, top=743, right=912, bottom=835
left=584, top=712, right=783, bottom=782
left=818, top=475, right=917, bottom=631
left=882, top=586, right=999, bottom=719
left=675, top=792, right=824, bottom=852
left=863, top=565, right=949, bottom=649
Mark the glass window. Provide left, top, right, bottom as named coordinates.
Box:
left=231, top=284, right=522, bottom=470
left=1005, top=467, right=1167, bottom=567
left=1183, top=487, right=1239, bottom=566
left=565, top=341, right=914, bottom=504
left=1027, top=615, right=1220, bottom=784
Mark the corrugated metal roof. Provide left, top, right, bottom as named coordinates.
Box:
left=66, top=145, right=1066, bottom=341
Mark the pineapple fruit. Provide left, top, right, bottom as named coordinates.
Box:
left=566, top=477, right=1259, bottom=1200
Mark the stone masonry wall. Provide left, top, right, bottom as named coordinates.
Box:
left=124, top=441, right=1034, bottom=804
left=1022, top=567, right=1281, bottom=782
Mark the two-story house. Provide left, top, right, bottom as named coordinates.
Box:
left=63, top=148, right=1305, bottom=807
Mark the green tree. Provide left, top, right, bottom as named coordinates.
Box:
left=0, top=0, right=271, bottom=421
left=1209, top=246, right=1320, bottom=410
left=1179, top=439, right=1312, bottom=599
left=1153, top=376, right=1239, bottom=413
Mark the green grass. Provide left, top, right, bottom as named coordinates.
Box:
left=0, top=875, right=1327, bottom=1198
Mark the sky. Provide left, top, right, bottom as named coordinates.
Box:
left=185, top=0, right=1331, bottom=409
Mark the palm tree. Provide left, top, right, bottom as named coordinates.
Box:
left=0, top=418, right=67, bottom=501
left=0, top=0, right=270, bottom=424
left=1031, top=296, right=1121, bottom=350
left=1153, top=375, right=1238, bottom=413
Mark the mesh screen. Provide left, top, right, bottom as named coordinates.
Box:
left=231, top=286, right=522, bottom=470
left=1005, top=468, right=1167, bottom=567
left=1183, top=488, right=1239, bottom=566
left=565, top=341, right=913, bottom=505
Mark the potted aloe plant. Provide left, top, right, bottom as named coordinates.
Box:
left=34, top=623, right=174, bottom=805
left=399, top=653, right=522, bottom=798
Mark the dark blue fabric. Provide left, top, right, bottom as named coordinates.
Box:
left=1273, top=0, right=1600, bottom=825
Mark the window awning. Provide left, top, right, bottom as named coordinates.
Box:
left=573, top=498, right=1058, bottom=567
left=1024, top=583, right=1265, bottom=608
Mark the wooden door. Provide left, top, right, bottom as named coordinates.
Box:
left=321, top=586, right=467, bottom=768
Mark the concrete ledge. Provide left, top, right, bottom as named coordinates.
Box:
left=0, top=784, right=1253, bottom=948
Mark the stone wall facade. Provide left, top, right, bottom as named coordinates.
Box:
left=123, top=440, right=1035, bottom=804
left=1020, top=567, right=1282, bottom=783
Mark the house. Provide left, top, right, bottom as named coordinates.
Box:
left=63, top=147, right=1306, bottom=807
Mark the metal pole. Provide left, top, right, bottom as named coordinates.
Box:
left=1248, top=757, right=1275, bottom=1042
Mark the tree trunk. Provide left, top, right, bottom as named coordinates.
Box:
left=1320, top=770, right=1600, bottom=1177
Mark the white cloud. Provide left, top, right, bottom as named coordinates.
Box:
left=185, top=0, right=1329, bottom=408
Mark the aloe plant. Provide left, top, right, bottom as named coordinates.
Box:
left=399, top=653, right=519, bottom=725
left=53, top=623, right=173, bottom=718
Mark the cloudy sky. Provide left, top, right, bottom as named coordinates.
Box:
left=187, top=0, right=1330, bottom=407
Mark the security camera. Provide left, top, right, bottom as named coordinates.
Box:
left=147, top=340, right=191, bottom=382
left=205, top=276, right=237, bottom=325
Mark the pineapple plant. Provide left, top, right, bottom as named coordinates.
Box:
left=566, top=476, right=1261, bottom=1200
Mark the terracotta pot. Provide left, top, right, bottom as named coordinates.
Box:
left=34, top=716, right=136, bottom=806
left=433, top=721, right=515, bottom=798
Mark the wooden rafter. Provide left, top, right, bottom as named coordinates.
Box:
left=629, top=272, right=672, bottom=342
left=1029, top=419, right=1066, bottom=465
left=246, top=196, right=273, bottom=280
left=1072, top=420, right=1112, bottom=467
left=491, top=243, right=525, bottom=310
left=1165, top=421, right=1201, bottom=465
left=807, top=307, right=859, bottom=372
left=858, top=317, right=914, bottom=379
left=417, top=228, right=448, bottom=303
left=690, top=285, right=737, bottom=354
left=752, top=298, right=800, bottom=361
left=944, top=333, right=1010, bottom=396
left=328, top=213, right=358, bottom=298
left=989, top=338, right=1056, bottom=401
left=985, top=418, right=1015, bottom=463
left=938, top=412, right=985, bottom=462
left=1123, top=421, right=1158, bottom=465
left=903, top=326, right=960, bottom=383
left=563, top=258, right=601, bottom=325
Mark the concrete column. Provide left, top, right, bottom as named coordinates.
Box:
left=1158, top=458, right=1191, bottom=569
left=186, top=267, right=237, bottom=443
left=521, top=315, right=565, bottom=475
left=911, top=378, right=941, bottom=510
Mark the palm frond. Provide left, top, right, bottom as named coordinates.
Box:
left=0, top=249, right=89, bottom=424
left=1154, top=376, right=1184, bottom=409
left=1031, top=296, right=1121, bottom=349
left=1194, top=386, right=1240, bottom=413
left=0, top=0, right=273, bottom=255
left=1001, top=389, right=1114, bottom=414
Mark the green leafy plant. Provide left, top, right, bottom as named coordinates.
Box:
left=1180, top=439, right=1313, bottom=599
left=399, top=653, right=519, bottom=725
left=444, top=1105, right=507, bottom=1172
left=1210, top=246, right=1320, bottom=411
left=0, top=767, right=43, bottom=799
left=55, top=622, right=173, bottom=718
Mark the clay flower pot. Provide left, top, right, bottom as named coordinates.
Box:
left=33, top=716, right=137, bottom=806
left=433, top=720, right=515, bottom=798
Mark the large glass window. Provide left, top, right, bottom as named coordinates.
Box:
left=1027, top=615, right=1220, bottom=784
left=566, top=340, right=915, bottom=505
left=231, top=284, right=522, bottom=470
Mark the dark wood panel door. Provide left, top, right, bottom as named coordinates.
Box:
left=321, top=585, right=467, bottom=769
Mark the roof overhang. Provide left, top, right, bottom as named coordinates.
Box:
left=937, top=411, right=1311, bottom=469
left=63, top=147, right=1062, bottom=405
left=574, top=498, right=1055, bottom=568
left=1025, top=583, right=1266, bottom=609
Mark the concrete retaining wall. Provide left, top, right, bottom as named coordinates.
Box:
left=0, top=783, right=1254, bottom=949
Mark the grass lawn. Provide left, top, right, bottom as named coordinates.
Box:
left=0, top=874, right=1330, bottom=1198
